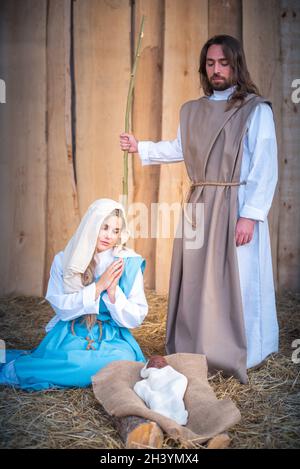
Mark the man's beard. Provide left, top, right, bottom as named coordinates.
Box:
left=209, top=75, right=233, bottom=91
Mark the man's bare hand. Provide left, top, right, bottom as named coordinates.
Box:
left=120, top=133, right=138, bottom=153
left=235, top=217, right=256, bottom=247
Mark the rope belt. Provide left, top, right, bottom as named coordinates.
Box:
left=71, top=319, right=103, bottom=350
left=183, top=180, right=246, bottom=226
left=190, top=180, right=245, bottom=188
left=85, top=337, right=96, bottom=350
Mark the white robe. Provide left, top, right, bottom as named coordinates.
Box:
left=137, top=87, right=279, bottom=368
left=45, top=248, right=148, bottom=332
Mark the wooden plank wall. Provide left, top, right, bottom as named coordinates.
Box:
left=0, top=0, right=47, bottom=296
left=243, top=0, right=282, bottom=286
left=0, top=0, right=299, bottom=296
left=155, top=0, right=208, bottom=294
left=278, top=0, right=300, bottom=290
left=73, top=0, right=131, bottom=215
left=45, top=0, right=80, bottom=286
left=132, top=0, right=163, bottom=289
left=208, top=0, right=242, bottom=39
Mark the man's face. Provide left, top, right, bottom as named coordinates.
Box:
left=205, top=44, right=234, bottom=91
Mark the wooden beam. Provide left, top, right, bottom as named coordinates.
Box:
left=209, top=0, right=242, bottom=40
left=243, top=0, right=282, bottom=288
left=114, top=415, right=164, bottom=449
left=73, top=0, right=131, bottom=216
left=155, top=0, right=208, bottom=294
left=0, top=0, right=47, bottom=295
left=132, top=0, right=164, bottom=289
left=45, top=0, right=80, bottom=291
left=278, top=0, right=300, bottom=291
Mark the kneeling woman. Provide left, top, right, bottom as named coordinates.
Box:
left=0, top=199, right=148, bottom=391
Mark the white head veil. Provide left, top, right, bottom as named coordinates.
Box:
left=62, top=199, right=130, bottom=293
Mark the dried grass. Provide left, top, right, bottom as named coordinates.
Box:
left=0, top=290, right=299, bottom=449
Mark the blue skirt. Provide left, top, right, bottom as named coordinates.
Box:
left=1, top=316, right=145, bottom=391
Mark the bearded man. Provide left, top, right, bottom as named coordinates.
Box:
left=120, top=35, right=279, bottom=383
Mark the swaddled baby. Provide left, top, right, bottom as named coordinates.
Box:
left=133, top=355, right=188, bottom=425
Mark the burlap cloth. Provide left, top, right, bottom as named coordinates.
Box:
left=92, top=353, right=241, bottom=446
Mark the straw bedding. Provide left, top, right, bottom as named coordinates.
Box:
left=0, top=291, right=299, bottom=449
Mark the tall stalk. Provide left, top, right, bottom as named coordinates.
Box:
left=122, top=15, right=145, bottom=213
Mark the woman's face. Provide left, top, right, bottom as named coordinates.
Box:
left=96, top=215, right=123, bottom=252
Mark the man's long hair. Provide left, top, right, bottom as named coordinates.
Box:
left=199, top=35, right=260, bottom=108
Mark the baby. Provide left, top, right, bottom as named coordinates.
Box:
left=133, top=355, right=188, bottom=425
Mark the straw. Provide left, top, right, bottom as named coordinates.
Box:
left=0, top=291, right=299, bottom=448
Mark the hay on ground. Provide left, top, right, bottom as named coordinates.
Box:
left=0, top=291, right=299, bottom=449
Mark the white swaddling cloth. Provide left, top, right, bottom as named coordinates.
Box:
left=133, top=363, right=189, bottom=425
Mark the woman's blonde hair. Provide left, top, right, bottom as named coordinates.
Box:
left=80, top=208, right=126, bottom=330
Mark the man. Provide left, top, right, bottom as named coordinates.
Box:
left=120, top=35, right=279, bottom=383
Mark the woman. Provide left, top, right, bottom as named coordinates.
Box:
left=0, top=199, right=148, bottom=391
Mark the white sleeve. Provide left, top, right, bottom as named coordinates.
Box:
left=138, top=125, right=184, bottom=166
left=240, top=103, right=278, bottom=222
left=45, top=256, right=100, bottom=322
left=63, top=271, right=84, bottom=293
left=102, top=268, right=148, bottom=329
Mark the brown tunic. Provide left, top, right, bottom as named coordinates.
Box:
left=166, top=94, right=270, bottom=384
